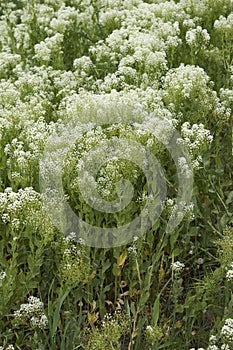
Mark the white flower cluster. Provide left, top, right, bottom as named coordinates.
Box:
left=0, top=187, right=41, bottom=228
left=178, top=156, right=193, bottom=177
left=186, top=26, right=210, bottom=50
left=0, top=52, right=21, bottom=78
left=13, top=296, right=48, bottom=330
left=29, top=4, right=54, bottom=34
left=0, top=345, right=15, bottom=350
left=204, top=318, right=233, bottom=350
left=219, top=88, right=233, bottom=109
left=60, top=237, right=89, bottom=285
left=50, top=5, right=77, bottom=34
left=183, top=18, right=199, bottom=30
left=214, top=13, right=233, bottom=36
left=127, top=245, right=137, bottom=256
left=179, top=122, right=213, bottom=167
left=162, top=64, right=219, bottom=122
left=145, top=324, right=164, bottom=343
left=221, top=318, right=233, bottom=341
left=206, top=345, right=219, bottom=350
left=150, top=1, right=189, bottom=23
left=230, top=66, right=233, bottom=84
left=225, top=262, right=233, bottom=281
left=171, top=261, right=185, bottom=272
left=0, top=271, right=6, bottom=286
left=3, top=116, right=56, bottom=184
left=34, top=33, right=64, bottom=63
left=221, top=345, right=230, bottom=350
left=165, top=200, right=195, bottom=223
left=87, top=2, right=185, bottom=91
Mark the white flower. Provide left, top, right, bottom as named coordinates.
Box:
left=128, top=245, right=137, bottom=256
left=11, top=218, right=21, bottom=229
left=66, top=232, right=77, bottom=241
left=214, top=13, right=233, bottom=34
left=146, top=325, right=153, bottom=332
left=13, top=296, right=47, bottom=329
left=209, top=335, right=217, bottom=343
left=221, top=345, right=230, bottom=350
left=171, top=261, right=185, bottom=272
left=197, top=258, right=204, bottom=265
left=7, top=346, right=15, bottom=350
left=1, top=213, right=10, bottom=223
left=0, top=271, right=6, bottom=286
left=186, top=26, right=210, bottom=48
left=221, top=318, right=233, bottom=339
left=34, top=42, right=51, bottom=62
left=207, top=346, right=219, bottom=350
left=1, top=345, right=15, bottom=350
left=178, top=157, right=192, bottom=177
left=226, top=269, right=233, bottom=281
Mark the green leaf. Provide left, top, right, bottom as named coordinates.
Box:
left=152, top=294, right=160, bottom=327
left=226, top=191, right=233, bottom=205
left=51, top=288, right=71, bottom=338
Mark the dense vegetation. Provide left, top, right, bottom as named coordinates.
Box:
left=0, top=0, right=232, bottom=349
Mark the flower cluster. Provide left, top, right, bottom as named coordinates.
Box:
left=127, top=245, right=137, bottom=257
left=0, top=52, right=21, bottom=79
left=0, top=345, right=15, bottom=350
left=219, top=88, right=233, bottom=110
left=171, top=261, right=185, bottom=272
left=13, top=296, right=48, bottom=330
left=221, top=319, right=233, bottom=341
left=178, top=122, right=213, bottom=168
left=201, top=318, right=233, bottom=350
left=0, top=187, right=41, bottom=228
left=214, top=13, right=233, bottom=38
left=186, top=26, right=210, bottom=52
left=145, top=325, right=164, bottom=345
left=226, top=263, right=233, bottom=281
left=161, top=64, right=219, bottom=123
left=34, top=33, right=64, bottom=65
left=86, top=311, right=128, bottom=350
left=59, top=236, right=90, bottom=285
left=2, top=115, right=56, bottom=188
left=0, top=271, right=6, bottom=286
left=166, top=200, right=195, bottom=224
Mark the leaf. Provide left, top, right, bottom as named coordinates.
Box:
left=226, top=191, right=233, bottom=204
left=152, top=294, right=160, bottom=327
left=132, top=328, right=138, bottom=339
left=159, top=266, right=165, bottom=283
left=172, top=247, right=183, bottom=257
left=130, top=302, right=137, bottom=319
left=92, top=300, right=96, bottom=311
left=51, top=288, right=71, bottom=338
left=102, top=260, right=111, bottom=273
left=139, top=291, right=150, bottom=311
left=117, top=251, right=128, bottom=267
left=89, top=270, right=97, bottom=280
left=112, top=263, right=121, bottom=277
left=88, top=311, right=99, bottom=327
left=176, top=304, right=184, bottom=313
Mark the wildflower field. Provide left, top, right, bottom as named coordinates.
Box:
left=0, top=0, right=233, bottom=349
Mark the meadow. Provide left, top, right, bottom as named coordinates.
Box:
left=0, top=0, right=232, bottom=349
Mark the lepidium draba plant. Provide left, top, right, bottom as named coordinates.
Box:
left=0, top=0, right=232, bottom=349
